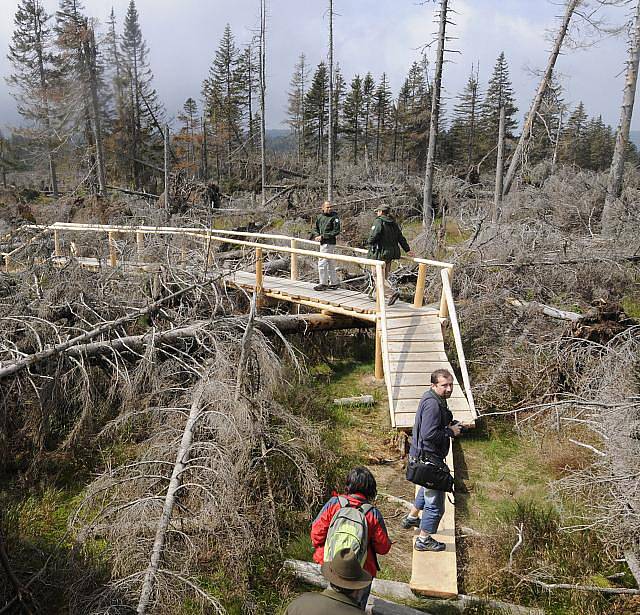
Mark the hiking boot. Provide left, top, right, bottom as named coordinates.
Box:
left=401, top=515, right=420, bottom=529
left=414, top=535, right=446, bottom=552
left=313, top=284, right=328, bottom=291
left=327, top=283, right=341, bottom=290
left=387, top=291, right=400, bottom=306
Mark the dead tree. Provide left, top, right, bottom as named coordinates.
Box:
left=502, top=0, right=581, bottom=196
left=422, top=0, right=449, bottom=227
left=327, top=0, right=334, bottom=202
left=493, top=105, right=506, bottom=222
left=602, top=0, right=640, bottom=231
left=260, top=0, right=267, bottom=207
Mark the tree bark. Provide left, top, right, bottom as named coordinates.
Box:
left=422, top=0, right=448, bottom=227
left=136, top=385, right=205, bottom=614
left=493, top=105, right=506, bottom=222
left=327, top=0, right=334, bottom=202
left=164, top=124, right=170, bottom=211
left=260, top=0, right=267, bottom=207
left=502, top=0, right=580, bottom=196
left=602, top=0, right=640, bottom=231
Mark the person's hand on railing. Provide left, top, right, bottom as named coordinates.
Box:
left=314, top=235, right=322, bottom=242
left=407, top=250, right=415, bottom=257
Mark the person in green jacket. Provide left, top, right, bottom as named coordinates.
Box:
left=366, top=204, right=413, bottom=305
left=314, top=200, right=341, bottom=291
left=284, top=548, right=372, bottom=614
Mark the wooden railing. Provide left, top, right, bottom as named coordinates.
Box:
left=5, top=222, right=475, bottom=421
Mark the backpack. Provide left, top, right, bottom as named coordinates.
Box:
left=323, top=496, right=373, bottom=566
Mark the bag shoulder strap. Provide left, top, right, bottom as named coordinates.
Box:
left=337, top=495, right=349, bottom=508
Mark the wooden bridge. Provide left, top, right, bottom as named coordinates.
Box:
left=3, top=221, right=477, bottom=599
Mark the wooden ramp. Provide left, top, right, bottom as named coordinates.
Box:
left=11, top=222, right=478, bottom=600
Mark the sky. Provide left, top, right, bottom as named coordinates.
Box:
left=0, top=0, right=638, bottom=132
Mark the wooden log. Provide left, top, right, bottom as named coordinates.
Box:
left=108, top=232, right=117, bottom=267
left=506, top=297, right=582, bottom=322
left=333, top=395, right=375, bottom=406
left=284, top=559, right=544, bottom=615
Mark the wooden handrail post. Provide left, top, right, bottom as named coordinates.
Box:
left=54, top=229, right=61, bottom=256
left=290, top=239, right=298, bottom=281
left=4, top=255, right=10, bottom=273
left=136, top=231, right=144, bottom=258
left=108, top=231, right=117, bottom=267
left=375, top=322, right=383, bottom=380
left=413, top=262, right=427, bottom=308
left=439, top=267, right=452, bottom=319
left=255, top=247, right=264, bottom=309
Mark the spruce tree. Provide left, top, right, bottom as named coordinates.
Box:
left=361, top=72, right=375, bottom=163
left=304, top=62, right=329, bottom=165
left=342, top=74, right=363, bottom=163
left=373, top=73, right=392, bottom=162
left=202, top=24, right=244, bottom=175
left=402, top=58, right=431, bottom=170
left=119, top=0, right=164, bottom=188
left=479, top=52, right=517, bottom=152
left=177, top=97, right=199, bottom=170
left=559, top=101, right=589, bottom=166
left=450, top=66, right=482, bottom=170
left=7, top=0, right=60, bottom=194
left=527, top=74, right=564, bottom=164
left=238, top=44, right=258, bottom=149
left=286, top=53, right=308, bottom=163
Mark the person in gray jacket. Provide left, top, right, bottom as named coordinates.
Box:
left=401, top=369, right=468, bottom=552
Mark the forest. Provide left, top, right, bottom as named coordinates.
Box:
left=0, top=0, right=639, bottom=614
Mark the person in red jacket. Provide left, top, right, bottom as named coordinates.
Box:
left=311, top=466, right=392, bottom=609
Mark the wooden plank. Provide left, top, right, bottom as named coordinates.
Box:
left=410, top=449, right=458, bottom=597
left=394, top=409, right=475, bottom=429
left=388, top=355, right=451, bottom=370
left=394, top=397, right=470, bottom=415
left=391, top=370, right=452, bottom=387
left=386, top=318, right=441, bottom=331
left=392, top=386, right=467, bottom=400
left=387, top=331, right=443, bottom=342
left=388, top=341, right=446, bottom=353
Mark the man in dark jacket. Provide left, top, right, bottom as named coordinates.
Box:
left=284, top=548, right=372, bottom=614
left=314, top=200, right=341, bottom=291
left=401, top=369, right=467, bottom=552
left=366, top=204, right=413, bottom=305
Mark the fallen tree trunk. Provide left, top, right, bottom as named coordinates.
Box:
left=284, top=559, right=544, bottom=615
left=506, top=297, right=582, bottom=322
left=64, top=314, right=373, bottom=360
left=0, top=273, right=226, bottom=381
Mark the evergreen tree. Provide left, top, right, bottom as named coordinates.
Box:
left=450, top=66, right=482, bottom=169
left=373, top=73, right=392, bottom=162
left=361, top=72, right=375, bottom=162
left=401, top=58, right=431, bottom=170
left=202, top=24, right=244, bottom=174
left=238, top=44, right=258, bottom=149
left=479, top=52, right=517, bottom=153
left=342, top=74, right=363, bottom=163
left=7, top=0, right=61, bottom=194
left=585, top=116, right=614, bottom=171
left=332, top=65, right=346, bottom=160
left=119, top=0, right=164, bottom=188
left=304, top=62, right=329, bottom=165
left=54, top=0, right=108, bottom=192
left=559, top=101, right=589, bottom=166
left=177, top=97, right=199, bottom=170
left=286, top=53, right=308, bottom=163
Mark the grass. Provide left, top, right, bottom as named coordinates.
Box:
left=622, top=295, right=640, bottom=319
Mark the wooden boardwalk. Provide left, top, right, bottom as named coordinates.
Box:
left=5, top=222, right=477, bottom=599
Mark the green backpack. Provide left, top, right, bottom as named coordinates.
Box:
left=323, top=496, right=373, bottom=566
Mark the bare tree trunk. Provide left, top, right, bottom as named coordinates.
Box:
left=493, top=105, right=506, bottom=223
left=136, top=384, right=206, bottom=614
left=422, top=0, right=448, bottom=227
left=602, top=0, right=640, bottom=231
left=85, top=26, right=106, bottom=196
left=164, top=124, right=170, bottom=212
left=260, top=0, right=267, bottom=207
left=327, top=0, right=334, bottom=202
left=502, top=0, right=580, bottom=197
left=201, top=116, right=208, bottom=179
